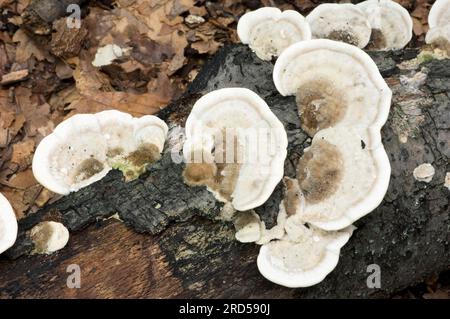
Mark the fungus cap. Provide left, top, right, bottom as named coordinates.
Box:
left=428, top=0, right=450, bottom=29
left=273, top=39, right=392, bottom=148
left=357, top=0, right=413, bottom=50
left=257, top=224, right=354, bottom=288
left=33, top=111, right=168, bottom=195
left=306, top=3, right=371, bottom=48
left=0, top=193, right=18, bottom=254
left=296, top=127, right=391, bottom=231
left=183, top=88, right=288, bottom=211
left=30, top=221, right=69, bottom=254
left=425, top=24, right=450, bottom=53
left=237, top=7, right=311, bottom=60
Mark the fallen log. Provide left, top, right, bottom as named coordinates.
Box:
left=0, top=44, right=448, bottom=298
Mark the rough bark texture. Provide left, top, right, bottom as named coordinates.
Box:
left=0, top=44, right=449, bottom=298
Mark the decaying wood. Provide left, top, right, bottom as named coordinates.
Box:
left=0, top=44, right=448, bottom=298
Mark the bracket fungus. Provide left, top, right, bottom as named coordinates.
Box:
left=357, top=0, right=413, bottom=51
left=428, top=0, right=450, bottom=29
left=257, top=224, right=354, bottom=288
left=0, top=193, right=17, bottom=255
left=32, top=110, right=168, bottom=195
left=294, top=127, right=391, bottom=231
left=30, top=221, right=69, bottom=254
left=250, top=38, right=392, bottom=287
left=237, top=7, right=311, bottom=61
left=426, top=0, right=450, bottom=54
left=273, top=39, right=392, bottom=149
left=183, top=88, right=288, bottom=211
left=305, top=3, right=372, bottom=48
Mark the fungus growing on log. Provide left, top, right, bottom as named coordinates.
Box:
left=306, top=3, right=371, bottom=48
left=273, top=39, right=392, bottom=148
left=183, top=88, right=288, bottom=211
left=30, top=221, right=69, bottom=254
left=295, top=127, right=391, bottom=231
left=32, top=110, right=168, bottom=195
left=357, top=0, right=413, bottom=51
left=0, top=193, right=17, bottom=255
left=251, top=39, right=393, bottom=287
left=426, top=0, right=450, bottom=55
left=237, top=7, right=311, bottom=61
left=257, top=224, right=354, bottom=288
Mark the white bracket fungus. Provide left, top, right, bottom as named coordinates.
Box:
left=445, top=172, right=450, bottom=191
left=357, top=0, right=413, bottom=50
left=33, top=110, right=168, bottom=195
left=428, top=0, right=450, bottom=29
left=182, top=88, right=288, bottom=211
left=413, top=163, right=435, bottom=183
left=273, top=39, right=392, bottom=149
left=0, top=193, right=18, bottom=255
left=426, top=0, right=450, bottom=54
left=237, top=7, right=311, bottom=61
left=257, top=224, right=354, bottom=288
left=30, top=221, right=69, bottom=254
left=306, top=3, right=372, bottom=48
left=251, top=39, right=392, bottom=287
left=294, top=127, right=391, bottom=231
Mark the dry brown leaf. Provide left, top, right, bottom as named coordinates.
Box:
left=10, top=139, right=35, bottom=170
left=12, top=29, right=49, bottom=63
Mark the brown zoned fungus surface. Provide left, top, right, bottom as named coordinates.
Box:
left=296, top=140, right=344, bottom=204
left=296, top=79, right=347, bottom=136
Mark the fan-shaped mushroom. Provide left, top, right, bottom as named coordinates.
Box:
left=33, top=111, right=168, bottom=195
left=30, top=221, right=69, bottom=254
left=294, top=127, right=391, bottom=231
left=183, top=88, right=288, bottom=211
left=257, top=223, right=354, bottom=288
left=237, top=7, right=311, bottom=60
left=273, top=39, right=392, bottom=148
left=306, top=3, right=372, bottom=48
left=428, top=0, right=450, bottom=29
left=426, top=0, right=450, bottom=54
left=0, top=193, right=17, bottom=255
left=357, top=0, right=413, bottom=50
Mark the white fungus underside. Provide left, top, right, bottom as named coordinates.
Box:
left=300, top=128, right=376, bottom=223
left=306, top=4, right=371, bottom=48
left=357, top=0, right=413, bottom=50
left=184, top=88, right=287, bottom=211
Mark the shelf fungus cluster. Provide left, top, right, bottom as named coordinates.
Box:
left=33, top=110, right=168, bottom=195
left=219, top=39, right=392, bottom=288
left=237, top=7, right=311, bottom=60
left=426, top=0, right=450, bottom=55
left=183, top=88, right=288, bottom=211
left=307, top=0, right=412, bottom=50
left=238, top=1, right=412, bottom=58
left=0, top=193, right=17, bottom=255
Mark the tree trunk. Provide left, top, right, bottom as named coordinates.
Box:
left=0, top=44, right=448, bottom=298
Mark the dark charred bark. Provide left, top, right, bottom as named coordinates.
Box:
left=0, top=44, right=448, bottom=298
